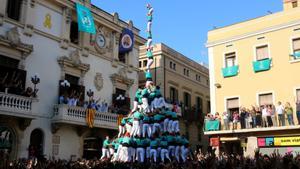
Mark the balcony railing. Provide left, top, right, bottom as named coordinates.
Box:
left=52, top=104, right=118, bottom=130
left=222, top=65, right=239, bottom=78
left=252, top=58, right=272, bottom=72
left=0, top=92, right=38, bottom=118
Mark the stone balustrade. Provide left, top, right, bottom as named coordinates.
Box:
left=52, top=104, right=118, bottom=130
left=0, top=92, right=38, bottom=118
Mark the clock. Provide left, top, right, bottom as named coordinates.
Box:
left=96, top=33, right=106, bottom=48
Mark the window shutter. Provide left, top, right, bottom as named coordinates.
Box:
left=227, top=98, right=239, bottom=109
left=256, top=46, right=269, bottom=60
left=259, top=93, right=273, bottom=106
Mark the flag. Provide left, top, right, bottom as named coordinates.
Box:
left=119, top=28, right=134, bottom=53
left=76, top=3, right=96, bottom=34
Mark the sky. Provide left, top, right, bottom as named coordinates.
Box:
left=91, top=0, right=282, bottom=65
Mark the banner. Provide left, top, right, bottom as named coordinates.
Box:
left=76, top=3, right=96, bottom=34
left=274, top=137, right=300, bottom=146
left=258, top=136, right=300, bottom=147
left=210, top=137, right=219, bottom=147
left=119, top=28, right=134, bottom=53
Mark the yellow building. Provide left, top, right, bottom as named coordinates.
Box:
left=139, top=43, right=210, bottom=150
left=206, top=0, right=300, bottom=156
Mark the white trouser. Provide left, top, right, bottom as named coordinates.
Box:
left=157, top=147, right=161, bottom=159
left=130, top=147, right=136, bottom=162
left=142, top=98, right=150, bottom=113
left=168, top=145, right=175, bottom=157
left=160, top=148, right=171, bottom=162
left=181, top=146, right=188, bottom=163
left=167, top=120, right=173, bottom=133
left=150, top=149, right=157, bottom=162
left=160, top=121, right=164, bottom=133
left=163, top=118, right=169, bottom=132
left=146, top=59, right=154, bottom=70
left=143, top=123, right=152, bottom=138
left=156, top=97, right=166, bottom=109
left=109, top=148, right=114, bottom=157
left=152, top=123, right=161, bottom=134
left=131, top=101, right=139, bottom=113
left=114, top=145, right=122, bottom=161
left=147, top=21, right=152, bottom=32
left=172, top=120, right=179, bottom=133
left=120, top=146, right=130, bottom=162
left=136, top=147, right=145, bottom=163
left=100, top=148, right=110, bottom=160
left=146, top=38, right=152, bottom=49
left=146, top=147, right=151, bottom=159
left=125, top=123, right=132, bottom=134
left=131, top=120, right=140, bottom=137
left=118, top=125, right=125, bottom=138
left=175, top=145, right=181, bottom=162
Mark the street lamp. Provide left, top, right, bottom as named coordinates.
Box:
left=87, top=89, right=94, bottom=100
left=31, top=73, right=40, bottom=97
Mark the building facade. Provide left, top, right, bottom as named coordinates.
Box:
left=0, top=0, right=145, bottom=160
left=206, top=0, right=300, bottom=156
left=139, top=43, right=210, bottom=150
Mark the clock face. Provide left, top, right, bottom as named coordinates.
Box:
left=96, top=34, right=106, bottom=48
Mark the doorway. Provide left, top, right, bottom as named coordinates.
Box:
left=29, top=129, right=44, bottom=159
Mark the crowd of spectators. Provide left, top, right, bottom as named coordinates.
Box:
left=4, top=149, right=300, bottom=169
left=205, top=100, right=300, bottom=131
left=0, top=72, right=37, bottom=97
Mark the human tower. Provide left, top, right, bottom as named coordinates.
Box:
left=100, top=4, right=190, bottom=163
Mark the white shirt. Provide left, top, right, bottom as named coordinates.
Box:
left=262, top=108, right=268, bottom=117
left=276, top=105, right=284, bottom=115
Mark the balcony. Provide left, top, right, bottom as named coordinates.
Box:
left=0, top=92, right=38, bottom=119
left=252, top=58, right=272, bottom=72
left=52, top=104, right=118, bottom=130
left=222, top=65, right=239, bottom=78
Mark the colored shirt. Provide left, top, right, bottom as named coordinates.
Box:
left=146, top=50, right=153, bottom=59
left=142, top=88, right=149, bottom=98
left=154, top=114, right=164, bottom=122
left=150, top=140, right=158, bottom=148
left=160, top=140, right=168, bottom=148
left=103, top=139, right=110, bottom=148
left=166, top=135, right=175, bottom=144
left=145, top=72, right=152, bottom=79
left=122, top=137, right=131, bottom=145
left=121, top=118, right=127, bottom=125
left=136, top=138, right=143, bottom=147
left=134, top=111, right=143, bottom=120
left=285, top=107, right=293, bottom=115
left=142, top=138, right=151, bottom=147
left=127, top=118, right=133, bottom=124
left=143, top=116, right=150, bottom=123
left=182, top=138, right=189, bottom=145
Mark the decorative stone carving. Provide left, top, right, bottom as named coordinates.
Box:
left=128, top=20, right=133, bottom=30
left=65, top=7, right=72, bottom=24
left=110, top=67, right=134, bottom=92
left=24, top=24, right=34, bottom=37
left=94, top=73, right=103, bottom=91
left=113, top=12, right=119, bottom=24
left=7, top=27, right=21, bottom=46
left=57, top=50, right=90, bottom=80
left=94, top=26, right=113, bottom=57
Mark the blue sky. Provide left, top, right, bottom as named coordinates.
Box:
left=91, top=0, right=282, bottom=65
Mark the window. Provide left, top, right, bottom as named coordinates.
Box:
left=196, top=74, right=201, bottom=82
left=292, top=1, right=298, bottom=8
left=65, top=74, right=79, bottom=85
left=258, top=93, right=273, bottom=106
left=173, top=63, right=176, bottom=70
left=196, top=97, right=203, bottom=113
left=226, top=98, right=239, bottom=116
left=0, top=55, right=19, bottom=68
left=225, top=52, right=236, bottom=67
left=256, top=45, right=269, bottom=61
left=139, top=61, right=142, bottom=68
left=296, top=89, right=300, bottom=102
left=186, top=70, right=190, bottom=77
left=6, top=0, right=22, bottom=21
left=183, top=92, right=191, bottom=109
left=70, top=21, right=79, bottom=45
left=206, top=79, right=209, bottom=86
left=170, top=61, right=173, bottom=69
left=118, top=53, right=126, bottom=63
left=170, top=87, right=178, bottom=104
left=207, top=101, right=211, bottom=113
left=183, top=68, right=186, bottom=75
left=143, top=60, right=147, bottom=67
left=292, top=38, right=300, bottom=59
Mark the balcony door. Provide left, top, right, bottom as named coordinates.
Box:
left=29, top=129, right=44, bottom=159
left=226, top=98, right=239, bottom=119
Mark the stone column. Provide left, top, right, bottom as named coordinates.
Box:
left=112, top=31, right=120, bottom=61
left=0, top=0, right=7, bottom=26
left=60, top=7, right=71, bottom=49
left=23, top=0, right=36, bottom=36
